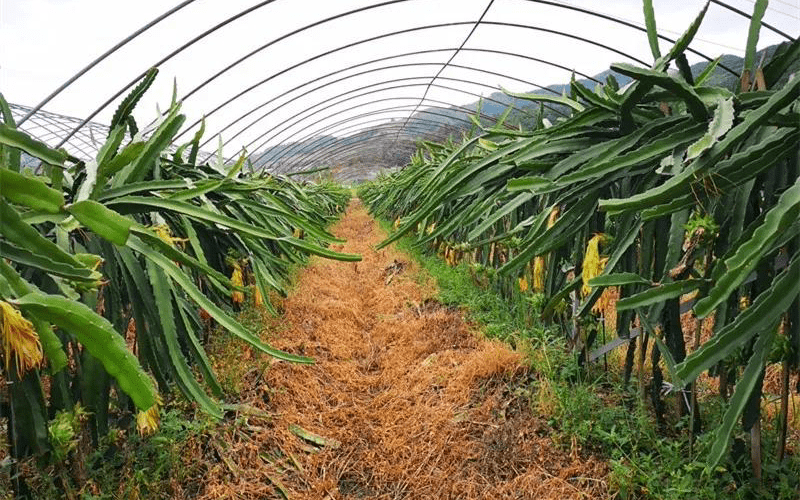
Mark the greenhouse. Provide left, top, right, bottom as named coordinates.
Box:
left=1, top=0, right=799, bottom=498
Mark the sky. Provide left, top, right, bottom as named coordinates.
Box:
left=1, top=0, right=798, bottom=163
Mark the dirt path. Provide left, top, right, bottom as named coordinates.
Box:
left=204, top=200, right=608, bottom=499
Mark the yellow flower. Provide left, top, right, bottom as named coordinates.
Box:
left=253, top=284, right=263, bottom=306
left=518, top=277, right=529, bottom=293
left=532, top=256, right=545, bottom=293
left=152, top=224, right=188, bottom=248
left=136, top=395, right=163, bottom=436
left=739, top=295, right=750, bottom=311
left=592, top=257, right=612, bottom=314
left=531, top=207, right=559, bottom=293
left=0, top=301, right=43, bottom=377
left=231, top=263, right=245, bottom=304
left=581, top=233, right=608, bottom=297
left=547, top=206, right=560, bottom=228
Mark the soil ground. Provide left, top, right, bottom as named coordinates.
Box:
left=201, top=200, right=609, bottom=499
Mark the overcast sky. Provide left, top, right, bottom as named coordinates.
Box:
left=2, top=0, right=798, bottom=159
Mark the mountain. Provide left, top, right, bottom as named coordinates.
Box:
left=263, top=41, right=798, bottom=182
left=402, top=41, right=797, bottom=134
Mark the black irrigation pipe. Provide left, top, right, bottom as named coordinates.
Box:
left=253, top=98, right=496, bottom=169
left=229, top=76, right=544, bottom=164
left=208, top=56, right=573, bottom=153
left=17, top=0, right=200, bottom=126
left=260, top=105, right=480, bottom=172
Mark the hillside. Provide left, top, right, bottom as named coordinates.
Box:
left=264, top=41, right=798, bottom=181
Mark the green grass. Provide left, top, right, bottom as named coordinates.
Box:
left=7, top=398, right=217, bottom=500
left=80, top=405, right=216, bottom=499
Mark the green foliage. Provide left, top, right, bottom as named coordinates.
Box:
left=360, top=0, right=800, bottom=486
left=0, top=70, right=355, bottom=494
left=387, top=208, right=800, bottom=500
left=48, top=405, right=89, bottom=463
left=82, top=406, right=216, bottom=499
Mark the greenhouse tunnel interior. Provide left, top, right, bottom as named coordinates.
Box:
left=5, top=0, right=797, bottom=183
left=4, top=0, right=800, bottom=498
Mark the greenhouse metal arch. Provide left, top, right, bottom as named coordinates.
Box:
left=9, top=0, right=789, bottom=179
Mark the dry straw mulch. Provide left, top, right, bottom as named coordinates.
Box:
left=200, top=200, right=609, bottom=499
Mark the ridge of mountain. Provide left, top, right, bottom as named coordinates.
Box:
left=259, top=41, right=797, bottom=177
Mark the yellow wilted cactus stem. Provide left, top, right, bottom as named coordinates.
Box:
left=136, top=394, right=163, bottom=436
left=231, top=263, right=245, bottom=304
left=0, top=301, right=43, bottom=376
